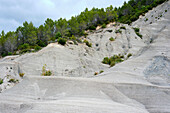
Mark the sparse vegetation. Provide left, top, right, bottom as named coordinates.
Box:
left=115, top=29, right=122, bottom=34
left=133, top=27, right=143, bottom=39
left=94, top=72, right=98, bottom=75
left=120, top=26, right=126, bottom=30
left=57, top=38, right=67, bottom=45
left=42, top=64, right=52, bottom=76
left=100, top=70, right=104, bottom=73
left=127, top=53, right=132, bottom=58
left=165, top=10, right=167, bottom=12
left=19, top=73, right=25, bottom=78
left=0, top=78, right=3, bottom=84
left=145, top=18, right=148, bottom=22
left=83, top=39, right=92, bottom=47
left=109, top=37, right=115, bottom=41
left=102, top=24, right=106, bottom=28
left=8, top=79, right=18, bottom=83
left=102, top=54, right=124, bottom=67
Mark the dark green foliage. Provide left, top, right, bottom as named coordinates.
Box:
left=109, top=37, right=115, bottom=41
left=8, top=79, right=18, bottom=83
left=102, top=54, right=124, bottom=67
left=83, top=40, right=92, bottom=47
left=0, top=78, right=3, bottom=84
left=57, top=38, right=67, bottom=45
left=8, top=52, right=12, bottom=55
left=102, top=24, right=106, bottom=28
left=100, top=70, right=104, bottom=73
left=127, top=53, right=132, bottom=58
left=89, top=26, right=96, bottom=30
left=115, top=29, right=122, bottom=34
left=55, top=32, right=62, bottom=39
left=133, top=27, right=143, bottom=39
left=165, top=10, right=167, bottom=12
left=145, top=18, right=148, bottom=22
left=133, top=28, right=140, bottom=32
left=120, top=26, right=126, bottom=30
left=18, top=43, right=30, bottom=50
left=34, top=45, right=41, bottom=51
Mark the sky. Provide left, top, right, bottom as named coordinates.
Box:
left=0, top=0, right=129, bottom=33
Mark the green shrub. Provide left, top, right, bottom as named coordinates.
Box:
left=0, top=78, right=3, bottom=84
left=133, top=28, right=142, bottom=39
left=120, top=26, right=126, bottom=30
left=165, top=10, right=167, bottom=12
left=57, top=38, right=67, bottom=45
left=18, top=43, right=30, bottom=50
left=89, top=25, right=96, bottom=30
left=20, top=49, right=31, bottom=54
left=145, top=18, right=148, bottom=22
left=109, top=37, right=115, bottom=41
left=102, top=57, right=110, bottom=64
left=127, top=53, right=132, bottom=58
left=115, top=29, right=122, bottom=34
left=56, top=32, right=62, bottom=39
left=8, top=79, right=18, bottom=83
left=102, top=24, right=106, bottom=28
left=133, top=28, right=140, bottom=32
left=37, top=40, right=47, bottom=47
left=94, top=72, right=98, bottom=75
left=19, top=73, right=25, bottom=78
left=8, top=52, right=12, bottom=55
left=100, top=70, right=104, bottom=73
left=102, top=54, right=124, bottom=67
left=42, top=64, right=52, bottom=76
left=83, top=39, right=92, bottom=47
left=34, top=45, right=41, bottom=51
left=136, top=32, right=143, bottom=38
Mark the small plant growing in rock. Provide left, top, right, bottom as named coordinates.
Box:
left=165, top=10, right=167, bottom=12
left=115, top=29, right=122, bottom=34
left=94, top=72, right=98, bottom=75
left=127, top=53, right=132, bottom=58
left=109, top=37, right=115, bottom=41
left=57, top=38, right=67, bottom=45
left=8, top=79, right=18, bottom=83
left=120, top=26, right=126, bottom=30
left=0, top=78, right=3, bottom=84
left=19, top=73, right=25, bottom=78
left=42, top=64, right=52, bottom=76
left=102, top=24, right=106, bottom=28
left=133, top=27, right=142, bottom=39
left=100, top=70, right=104, bottom=74
left=83, top=39, right=92, bottom=47
left=145, top=18, right=148, bottom=22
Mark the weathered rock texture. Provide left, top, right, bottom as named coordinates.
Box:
left=0, top=1, right=170, bottom=113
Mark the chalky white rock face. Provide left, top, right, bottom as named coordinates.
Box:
left=0, top=1, right=170, bottom=113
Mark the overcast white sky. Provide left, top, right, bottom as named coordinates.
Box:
left=0, top=0, right=128, bottom=33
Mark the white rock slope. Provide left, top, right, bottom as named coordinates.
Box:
left=0, top=1, right=170, bottom=113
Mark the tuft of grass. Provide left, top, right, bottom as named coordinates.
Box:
left=102, top=54, right=124, bottom=67
left=120, top=26, right=126, bottom=30
left=133, top=27, right=143, bottom=39
left=102, top=24, right=106, bottom=28
left=19, top=73, right=25, bottom=78
left=99, top=70, right=104, bottom=74
left=127, top=53, right=132, bottom=58
left=115, top=29, right=122, bottom=34
left=8, top=79, right=18, bottom=83
left=0, top=78, right=3, bottom=84
left=42, top=64, right=52, bottom=76
left=57, top=38, right=67, bottom=45
left=109, top=37, right=115, bottom=41
left=94, top=72, right=98, bottom=75
left=83, top=39, right=92, bottom=47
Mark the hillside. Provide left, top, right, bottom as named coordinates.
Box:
left=0, top=0, right=170, bottom=113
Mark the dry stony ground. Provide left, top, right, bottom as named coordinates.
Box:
left=0, top=1, right=170, bottom=113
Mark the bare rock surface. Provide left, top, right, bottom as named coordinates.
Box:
left=0, top=1, right=170, bottom=113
